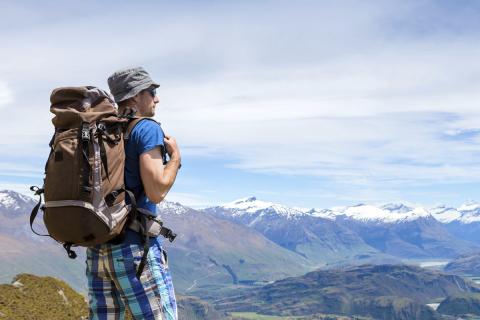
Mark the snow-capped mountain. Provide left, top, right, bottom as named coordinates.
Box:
left=329, top=203, right=432, bottom=224
left=218, top=197, right=480, bottom=224
left=204, top=197, right=381, bottom=264
left=428, top=205, right=462, bottom=224
left=217, top=197, right=434, bottom=224
left=429, top=202, right=480, bottom=224
left=0, top=190, right=36, bottom=218
left=0, top=190, right=40, bottom=236
left=204, top=197, right=479, bottom=259
left=456, top=202, right=480, bottom=223
left=429, top=203, right=480, bottom=245
left=221, top=196, right=307, bottom=221
left=158, top=200, right=191, bottom=215
left=297, top=208, right=337, bottom=220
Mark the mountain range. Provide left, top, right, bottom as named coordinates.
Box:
left=3, top=189, right=480, bottom=297
left=205, top=197, right=480, bottom=261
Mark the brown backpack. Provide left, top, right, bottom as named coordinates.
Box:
left=30, top=86, right=176, bottom=277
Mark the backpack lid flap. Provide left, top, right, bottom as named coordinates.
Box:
left=50, top=86, right=119, bottom=128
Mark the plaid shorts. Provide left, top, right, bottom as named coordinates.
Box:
left=86, top=237, right=178, bottom=320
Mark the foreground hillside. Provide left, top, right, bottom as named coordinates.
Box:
left=0, top=274, right=87, bottom=319
left=2, top=269, right=480, bottom=319
left=0, top=274, right=228, bottom=320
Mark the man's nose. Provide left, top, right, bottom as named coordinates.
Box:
left=154, top=95, right=159, bottom=103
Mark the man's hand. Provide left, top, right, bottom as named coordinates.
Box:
left=164, top=134, right=181, bottom=161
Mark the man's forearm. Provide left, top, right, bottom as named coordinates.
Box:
left=158, top=156, right=181, bottom=200
left=163, top=157, right=181, bottom=187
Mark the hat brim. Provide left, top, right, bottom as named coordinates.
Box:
left=115, top=81, right=160, bottom=102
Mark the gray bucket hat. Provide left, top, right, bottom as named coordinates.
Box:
left=107, top=67, right=160, bottom=102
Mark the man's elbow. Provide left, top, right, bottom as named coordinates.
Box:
left=145, top=189, right=168, bottom=204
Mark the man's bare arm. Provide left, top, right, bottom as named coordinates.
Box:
left=139, top=135, right=181, bottom=203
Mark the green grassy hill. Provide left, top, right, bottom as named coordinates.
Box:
left=0, top=273, right=228, bottom=320
left=0, top=273, right=87, bottom=319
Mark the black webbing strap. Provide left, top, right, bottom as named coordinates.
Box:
left=124, top=189, right=149, bottom=279
left=136, top=214, right=150, bottom=279
left=125, top=189, right=138, bottom=220
left=81, top=123, right=92, bottom=193
left=29, top=186, right=49, bottom=237
left=105, top=188, right=125, bottom=207
left=124, top=189, right=152, bottom=279
left=97, top=133, right=110, bottom=181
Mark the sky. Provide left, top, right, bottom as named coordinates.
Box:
left=1, top=0, right=480, bottom=209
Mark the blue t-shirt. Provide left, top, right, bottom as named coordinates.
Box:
left=123, top=119, right=165, bottom=244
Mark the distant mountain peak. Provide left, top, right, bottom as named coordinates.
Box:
left=458, top=202, right=480, bottom=212
left=332, top=204, right=432, bottom=223
left=296, top=207, right=336, bottom=220
left=429, top=202, right=480, bottom=224
left=381, top=203, right=413, bottom=213
left=0, top=190, right=35, bottom=211
left=221, top=197, right=305, bottom=219
left=231, top=196, right=257, bottom=204
left=158, top=200, right=190, bottom=215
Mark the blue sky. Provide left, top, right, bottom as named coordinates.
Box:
left=1, top=0, right=480, bottom=209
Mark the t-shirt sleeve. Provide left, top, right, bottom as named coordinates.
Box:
left=131, top=120, right=165, bottom=155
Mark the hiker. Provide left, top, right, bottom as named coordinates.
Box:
left=86, top=67, right=181, bottom=319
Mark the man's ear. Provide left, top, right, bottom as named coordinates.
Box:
left=131, top=93, right=140, bottom=104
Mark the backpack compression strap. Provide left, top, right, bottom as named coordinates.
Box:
left=29, top=186, right=50, bottom=237
left=123, top=188, right=149, bottom=279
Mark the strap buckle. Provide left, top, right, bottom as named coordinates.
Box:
left=81, top=123, right=90, bottom=141
left=30, top=185, right=44, bottom=196
left=162, top=227, right=177, bottom=243
left=63, top=243, right=77, bottom=259
left=97, top=122, right=107, bottom=132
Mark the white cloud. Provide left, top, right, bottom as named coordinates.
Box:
left=0, top=81, right=13, bottom=107
left=2, top=1, right=480, bottom=201
left=0, top=162, right=44, bottom=179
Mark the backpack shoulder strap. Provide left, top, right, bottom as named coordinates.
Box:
left=124, top=117, right=159, bottom=140
left=124, top=117, right=167, bottom=163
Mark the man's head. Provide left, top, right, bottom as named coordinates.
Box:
left=107, top=67, right=160, bottom=117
